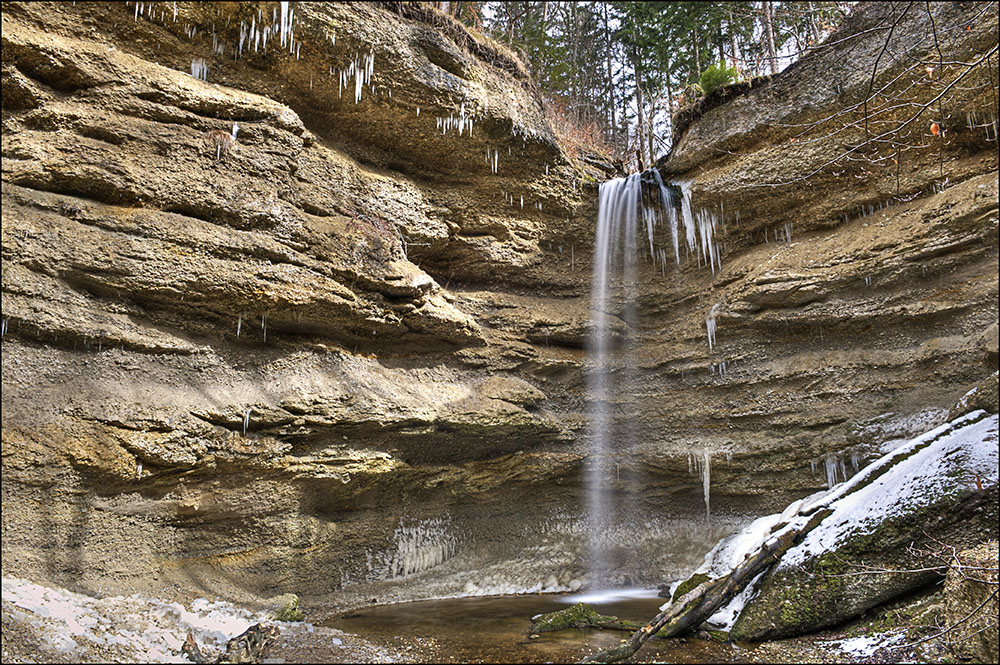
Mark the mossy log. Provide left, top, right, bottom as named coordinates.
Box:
left=579, top=509, right=831, bottom=664
left=529, top=603, right=645, bottom=634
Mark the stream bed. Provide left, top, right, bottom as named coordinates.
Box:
left=323, top=589, right=742, bottom=663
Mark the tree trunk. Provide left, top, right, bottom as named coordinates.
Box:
left=808, top=1, right=822, bottom=43
left=647, top=94, right=656, bottom=164
left=665, top=67, right=675, bottom=144
left=579, top=508, right=832, bottom=664
left=692, top=28, right=701, bottom=80
left=570, top=1, right=579, bottom=123
left=763, top=1, right=778, bottom=74
left=603, top=3, right=618, bottom=150
left=634, top=55, right=648, bottom=170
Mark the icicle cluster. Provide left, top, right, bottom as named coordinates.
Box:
left=965, top=109, right=998, bottom=142
left=332, top=51, right=375, bottom=103
left=676, top=180, right=723, bottom=274
left=810, top=445, right=871, bottom=488
left=386, top=517, right=458, bottom=579
left=436, top=101, right=474, bottom=136
left=190, top=58, right=208, bottom=81
left=688, top=450, right=712, bottom=519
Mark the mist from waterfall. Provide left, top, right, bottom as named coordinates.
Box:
left=586, top=169, right=727, bottom=586
left=586, top=170, right=677, bottom=586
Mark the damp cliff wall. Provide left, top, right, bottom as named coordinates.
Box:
left=2, top=1, right=997, bottom=611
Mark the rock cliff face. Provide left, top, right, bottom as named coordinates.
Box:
left=2, top=1, right=997, bottom=612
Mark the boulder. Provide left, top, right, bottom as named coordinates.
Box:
left=731, top=413, right=999, bottom=641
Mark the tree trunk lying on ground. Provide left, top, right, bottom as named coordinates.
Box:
left=579, top=509, right=832, bottom=664
left=529, top=602, right=646, bottom=634
left=578, top=411, right=997, bottom=663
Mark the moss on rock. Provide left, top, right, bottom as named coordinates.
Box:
left=673, top=573, right=711, bottom=602
left=269, top=594, right=305, bottom=622
left=528, top=602, right=644, bottom=634
left=731, top=485, right=999, bottom=642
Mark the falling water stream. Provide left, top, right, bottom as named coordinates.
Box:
left=586, top=171, right=679, bottom=585
left=585, top=170, right=722, bottom=585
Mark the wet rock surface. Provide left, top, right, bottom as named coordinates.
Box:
left=2, top=0, right=998, bottom=623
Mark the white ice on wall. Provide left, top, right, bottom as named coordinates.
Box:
left=687, top=451, right=713, bottom=519
left=384, top=517, right=458, bottom=579
left=686, top=410, right=998, bottom=630
left=190, top=58, right=208, bottom=81
left=706, top=303, right=720, bottom=352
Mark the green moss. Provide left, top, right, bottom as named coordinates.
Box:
left=528, top=602, right=644, bottom=634
left=673, top=573, right=711, bottom=602
left=704, top=629, right=729, bottom=643
left=271, top=594, right=305, bottom=622
left=530, top=602, right=601, bottom=633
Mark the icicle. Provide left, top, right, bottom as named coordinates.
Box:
left=706, top=303, right=719, bottom=352
left=243, top=408, right=251, bottom=435
left=702, top=450, right=711, bottom=519
left=236, top=315, right=242, bottom=337
left=231, top=122, right=239, bottom=140
left=191, top=58, right=208, bottom=81
left=824, top=454, right=839, bottom=488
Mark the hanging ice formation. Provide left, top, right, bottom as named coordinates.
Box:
left=190, top=58, right=208, bottom=81
left=333, top=51, right=375, bottom=103
left=675, top=180, right=724, bottom=273
left=387, top=517, right=458, bottom=579
left=436, top=101, right=474, bottom=136
left=706, top=303, right=720, bottom=352
left=811, top=446, right=869, bottom=488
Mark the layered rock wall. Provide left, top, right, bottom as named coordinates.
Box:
left=2, top=1, right=997, bottom=610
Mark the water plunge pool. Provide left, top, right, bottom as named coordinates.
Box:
left=324, top=591, right=741, bottom=663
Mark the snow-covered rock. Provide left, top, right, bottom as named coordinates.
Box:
left=728, top=411, right=998, bottom=641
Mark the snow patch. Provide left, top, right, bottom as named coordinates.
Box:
left=821, top=630, right=906, bottom=658
left=683, top=411, right=996, bottom=630
left=1, top=576, right=284, bottom=663
left=783, top=411, right=997, bottom=567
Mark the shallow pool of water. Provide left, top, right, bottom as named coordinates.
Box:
left=324, top=591, right=742, bottom=663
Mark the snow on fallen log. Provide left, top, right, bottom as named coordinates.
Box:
left=580, top=410, right=997, bottom=663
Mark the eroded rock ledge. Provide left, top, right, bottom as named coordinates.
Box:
left=2, top=1, right=997, bottom=610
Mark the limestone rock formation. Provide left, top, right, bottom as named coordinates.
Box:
left=2, top=0, right=997, bottom=612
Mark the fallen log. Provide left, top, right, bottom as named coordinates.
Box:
left=580, top=509, right=831, bottom=664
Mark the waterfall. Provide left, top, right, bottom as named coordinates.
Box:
left=586, top=171, right=675, bottom=586
left=586, top=170, right=726, bottom=586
